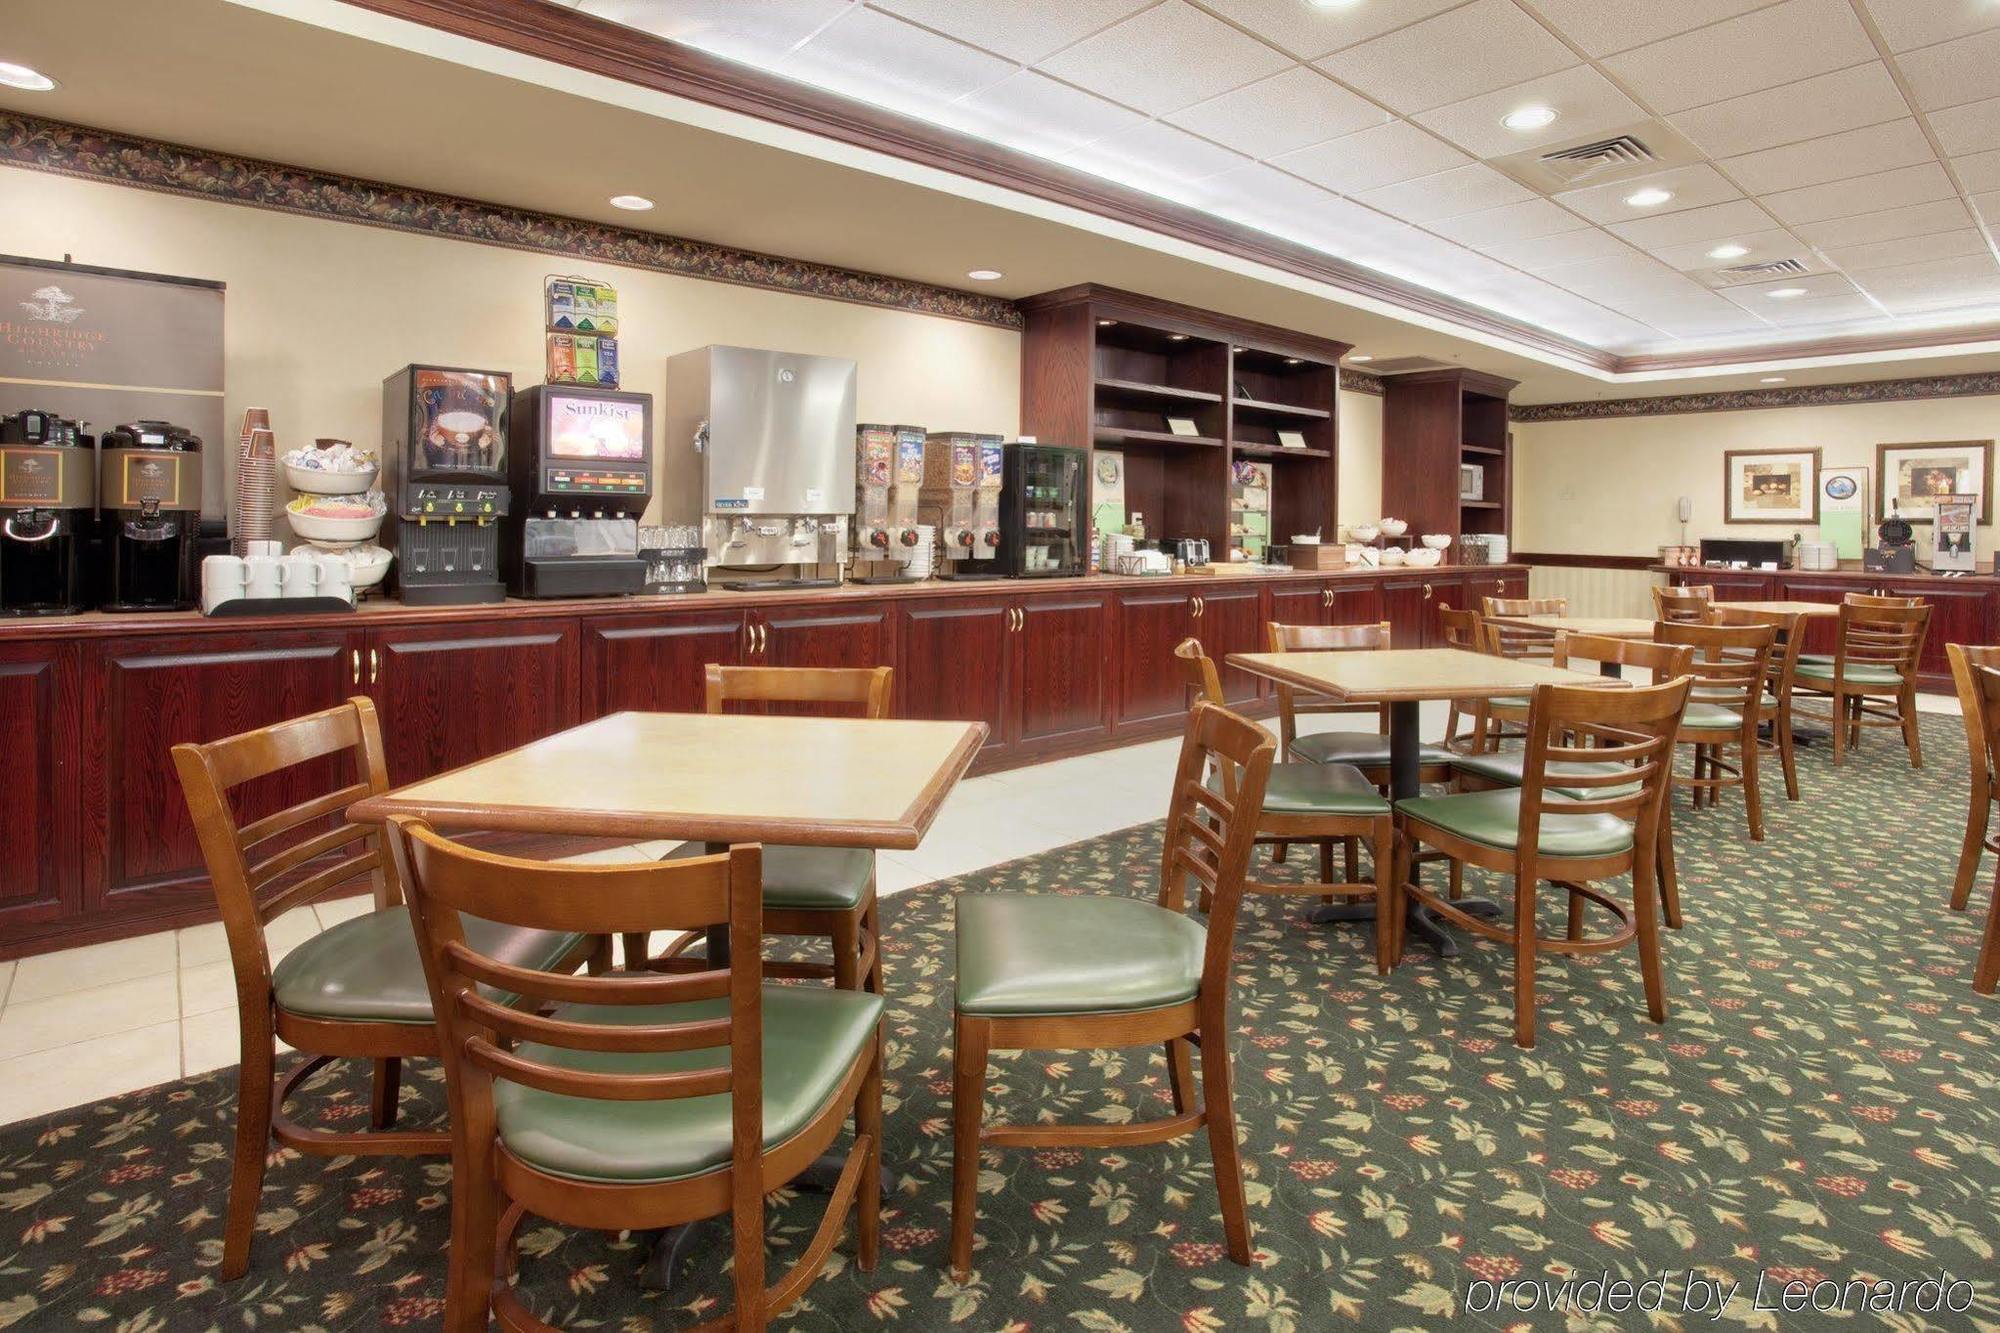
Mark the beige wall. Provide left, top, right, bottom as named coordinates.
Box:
left=1514, top=394, right=2000, bottom=560
left=1337, top=386, right=1384, bottom=529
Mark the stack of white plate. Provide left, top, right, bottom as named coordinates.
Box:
left=1797, top=540, right=1839, bottom=570
left=1482, top=534, right=1510, bottom=562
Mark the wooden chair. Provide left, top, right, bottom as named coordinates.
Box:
left=1794, top=592, right=1920, bottom=666
left=949, top=700, right=1274, bottom=1277
left=171, top=698, right=600, bottom=1281
left=390, top=824, right=883, bottom=1333
left=1706, top=605, right=1807, bottom=802
left=1790, top=602, right=1930, bottom=767
left=1390, top=675, right=1691, bottom=1048
left=1953, top=661, right=2000, bottom=994
left=650, top=665, right=893, bottom=992
left=1475, top=595, right=1569, bottom=751
left=1948, top=644, right=2000, bottom=917
left=1175, top=639, right=1395, bottom=971
left=1435, top=603, right=1493, bottom=753
left=1266, top=620, right=1453, bottom=784
left=1653, top=622, right=1776, bottom=875
left=1652, top=584, right=1713, bottom=623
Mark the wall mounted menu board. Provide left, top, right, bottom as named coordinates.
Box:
left=0, top=254, right=225, bottom=521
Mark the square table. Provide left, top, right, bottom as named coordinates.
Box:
left=1484, top=615, right=1657, bottom=675
left=1712, top=600, right=1839, bottom=617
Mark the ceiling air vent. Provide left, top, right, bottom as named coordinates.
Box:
left=1714, top=258, right=1809, bottom=284
left=1537, top=135, right=1657, bottom=186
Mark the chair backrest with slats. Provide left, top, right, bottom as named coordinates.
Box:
left=1480, top=597, right=1566, bottom=663
left=1833, top=601, right=1930, bottom=682
left=1652, top=585, right=1714, bottom=623
left=172, top=697, right=394, bottom=1002
left=705, top=665, right=893, bottom=718
left=1159, top=701, right=1274, bottom=998
left=1845, top=591, right=1922, bottom=609
left=1551, top=634, right=1693, bottom=682
left=1265, top=620, right=1392, bottom=750
left=1436, top=603, right=1481, bottom=651
left=1652, top=620, right=1775, bottom=724
left=1514, top=678, right=1690, bottom=861
left=1706, top=605, right=1806, bottom=703
left=1950, top=644, right=2000, bottom=801
left=392, top=819, right=764, bottom=1150
left=1173, top=636, right=1224, bottom=706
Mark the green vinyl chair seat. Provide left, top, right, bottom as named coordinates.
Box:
left=1483, top=694, right=1532, bottom=711
left=1290, top=731, right=1450, bottom=769
left=1396, top=789, right=1634, bottom=859
left=1678, top=702, right=1747, bottom=732
left=492, top=985, right=883, bottom=1185
left=271, top=907, right=584, bottom=1026
left=956, top=893, right=1205, bottom=1017
left=1450, top=752, right=1642, bottom=801
left=1793, top=660, right=1904, bottom=688
left=662, top=842, right=873, bottom=912
left=1256, top=763, right=1391, bottom=816
left=1796, top=652, right=1834, bottom=665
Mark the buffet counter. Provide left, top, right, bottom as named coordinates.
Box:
left=0, top=563, right=1526, bottom=957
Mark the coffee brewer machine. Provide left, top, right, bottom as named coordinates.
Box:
left=503, top=383, right=652, bottom=597
left=383, top=365, right=510, bottom=605
left=919, top=431, right=1003, bottom=579
left=660, top=346, right=855, bottom=589
left=0, top=409, right=93, bottom=615
left=98, top=420, right=202, bottom=611
left=851, top=422, right=925, bottom=582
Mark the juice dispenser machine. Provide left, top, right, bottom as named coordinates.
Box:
left=919, top=431, right=1003, bottom=579
left=383, top=365, right=511, bottom=605
left=851, top=422, right=925, bottom=582
left=503, top=383, right=652, bottom=597
left=98, top=419, right=202, bottom=611
left=0, top=409, right=94, bottom=615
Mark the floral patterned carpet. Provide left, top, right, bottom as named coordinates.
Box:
left=1, top=715, right=1997, bottom=1331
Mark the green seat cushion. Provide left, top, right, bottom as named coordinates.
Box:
left=1679, top=702, right=1747, bottom=732
left=1796, top=652, right=1833, bottom=665
left=1483, top=694, right=1531, bottom=711
left=1450, top=752, right=1641, bottom=801
left=493, top=985, right=882, bottom=1185
left=1794, top=660, right=1904, bottom=687
left=1259, top=763, right=1390, bottom=816
left=661, top=843, right=873, bottom=912
left=1290, top=731, right=1450, bottom=768
left=1396, top=789, right=1633, bottom=858
left=956, top=894, right=1204, bottom=1017
left=271, top=907, right=584, bottom=1026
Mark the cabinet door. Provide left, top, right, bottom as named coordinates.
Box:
left=1017, top=592, right=1113, bottom=752
left=1191, top=584, right=1264, bottom=705
left=1111, top=588, right=1193, bottom=731
left=897, top=596, right=1013, bottom=760
left=756, top=604, right=894, bottom=670
left=1267, top=579, right=1325, bottom=633
left=1774, top=576, right=1855, bottom=657
left=1325, top=580, right=1384, bottom=629
left=0, top=643, right=81, bottom=937
left=369, top=618, right=579, bottom=786
left=1453, top=570, right=1513, bottom=615
left=580, top=609, right=745, bottom=717
left=1882, top=579, right=1993, bottom=684
left=1678, top=571, right=1772, bottom=600
left=83, top=628, right=361, bottom=920
left=1378, top=576, right=1433, bottom=648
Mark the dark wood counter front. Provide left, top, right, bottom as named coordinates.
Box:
left=0, top=564, right=1525, bottom=958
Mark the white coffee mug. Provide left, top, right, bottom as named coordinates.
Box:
left=282, top=555, right=318, bottom=598
left=317, top=558, right=353, bottom=604
left=245, top=555, right=282, bottom=598
left=245, top=539, right=283, bottom=559
left=201, top=556, right=246, bottom=612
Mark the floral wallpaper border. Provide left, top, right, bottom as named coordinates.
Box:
left=1339, top=368, right=1385, bottom=396
left=0, top=111, right=1024, bottom=331
left=1511, top=371, right=2000, bottom=422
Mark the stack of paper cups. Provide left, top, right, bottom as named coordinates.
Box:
left=234, top=409, right=278, bottom=556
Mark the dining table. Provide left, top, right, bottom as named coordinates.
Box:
left=1484, top=614, right=1656, bottom=675
left=1226, top=647, right=1628, bottom=956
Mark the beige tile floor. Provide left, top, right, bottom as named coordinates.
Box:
left=0, top=692, right=1959, bottom=1125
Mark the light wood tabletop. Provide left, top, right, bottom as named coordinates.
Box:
left=1226, top=647, right=1629, bottom=703
left=1713, top=600, right=1838, bottom=616
left=1487, top=614, right=1657, bottom=639
left=347, top=711, right=988, bottom=850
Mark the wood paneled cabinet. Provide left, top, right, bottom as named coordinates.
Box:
left=367, top=619, right=579, bottom=786
left=1112, top=586, right=1199, bottom=731
left=581, top=609, right=745, bottom=716
left=0, top=643, right=81, bottom=936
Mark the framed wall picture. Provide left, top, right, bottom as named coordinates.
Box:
left=1876, top=440, right=1994, bottom=524
left=1723, top=448, right=1821, bottom=524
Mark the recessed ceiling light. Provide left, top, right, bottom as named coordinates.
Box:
left=1348, top=354, right=1373, bottom=362
left=1761, top=376, right=1787, bottom=383
left=1098, top=319, right=1117, bottom=327
left=1766, top=287, right=1807, bottom=299
left=0, top=61, right=57, bottom=92
left=1624, top=187, right=1674, bottom=209
left=965, top=268, right=1003, bottom=281
left=1284, top=357, right=1303, bottom=365
left=1708, top=244, right=1749, bottom=260
left=1502, top=105, right=1557, bottom=132
left=1168, top=334, right=1189, bottom=342
left=1307, top=0, right=1362, bottom=8
left=608, top=194, right=654, bottom=211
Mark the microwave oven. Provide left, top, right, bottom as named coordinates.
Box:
left=1459, top=464, right=1484, bottom=501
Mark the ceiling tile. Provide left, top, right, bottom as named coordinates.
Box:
left=1642, top=227, right=1804, bottom=271
left=1668, top=63, right=1910, bottom=157
left=1553, top=164, right=1744, bottom=225
left=1819, top=228, right=1992, bottom=271
left=1872, top=280, right=2000, bottom=314
left=1272, top=120, right=1471, bottom=193
left=938, top=71, right=1147, bottom=159
left=1792, top=197, right=1974, bottom=247
left=1972, top=189, right=2000, bottom=221
left=1474, top=227, right=1640, bottom=269
left=1603, top=198, right=1777, bottom=247
left=1428, top=198, right=1592, bottom=244
left=1756, top=291, right=1886, bottom=325
left=1850, top=252, right=2000, bottom=303
left=1638, top=308, right=1776, bottom=338
left=1858, top=0, right=2000, bottom=54
left=1539, top=252, right=1714, bottom=301
left=1413, top=66, right=1646, bottom=160
left=779, top=7, right=1014, bottom=116
left=1058, top=119, right=1253, bottom=189
left=578, top=0, right=853, bottom=63
left=1165, top=67, right=1390, bottom=159
left=1717, top=119, right=1936, bottom=194
left=1761, top=162, right=1958, bottom=225
left=868, top=0, right=1149, bottom=62
left=1513, top=0, right=1777, bottom=59
left=1953, top=148, right=2000, bottom=191
left=1927, top=95, right=2000, bottom=154
left=1189, top=0, right=1468, bottom=60
left=1600, top=0, right=1877, bottom=116
left=1354, top=163, right=1537, bottom=221
left=1716, top=270, right=1857, bottom=310
left=1315, top=0, right=1576, bottom=115
left=1178, top=163, right=1355, bottom=237
left=1895, top=26, right=2000, bottom=112
left=1037, top=1, right=1291, bottom=116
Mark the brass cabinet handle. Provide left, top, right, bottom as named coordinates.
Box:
left=368, top=648, right=380, bottom=686
left=1191, top=595, right=1204, bottom=618
left=1012, top=607, right=1024, bottom=632
left=1423, top=584, right=1433, bottom=598
left=351, top=648, right=361, bottom=686
left=754, top=623, right=767, bottom=654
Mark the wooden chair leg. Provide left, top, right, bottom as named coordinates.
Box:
left=1741, top=737, right=1764, bottom=842
left=863, top=898, right=885, bottom=995
left=1165, top=1036, right=1197, bottom=1114
left=1632, top=853, right=1669, bottom=1025
left=1565, top=886, right=1585, bottom=942
left=1658, top=798, right=1683, bottom=930
left=948, top=1014, right=990, bottom=1280
left=1319, top=839, right=1335, bottom=888
left=1198, top=1018, right=1252, bottom=1265
left=1976, top=869, right=2000, bottom=995
left=221, top=1015, right=275, bottom=1281
left=1371, top=820, right=1394, bottom=976
left=1513, top=874, right=1538, bottom=1050
left=1831, top=694, right=1848, bottom=765
left=1448, top=857, right=1464, bottom=901
left=857, top=1030, right=884, bottom=1272
left=369, top=1057, right=401, bottom=1132
left=620, top=931, right=652, bottom=970
left=1387, top=831, right=1413, bottom=968
left=832, top=912, right=861, bottom=992
left=1953, top=796, right=1990, bottom=912
left=732, top=1146, right=769, bottom=1333
left=442, top=1140, right=501, bottom=1333
left=1777, top=701, right=1800, bottom=802
left=1343, top=837, right=1359, bottom=884
left=1902, top=687, right=1924, bottom=769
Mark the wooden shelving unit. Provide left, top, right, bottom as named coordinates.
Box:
left=1379, top=368, right=1519, bottom=550
left=1020, top=285, right=1350, bottom=558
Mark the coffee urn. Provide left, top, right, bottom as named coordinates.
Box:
left=98, top=420, right=202, bottom=611
left=0, top=409, right=94, bottom=615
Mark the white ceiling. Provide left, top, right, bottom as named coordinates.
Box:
left=563, top=0, right=2000, bottom=359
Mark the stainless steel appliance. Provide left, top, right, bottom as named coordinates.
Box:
left=503, top=383, right=652, bottom=597
left=998, top=443, right=1087, bottom=577
left=0, top=409, right=93, bottom=615
left=919, top=431, right=1003, bottom=579
left=383, top=365, right=511, bottom=605
left=660, top=346, right=855, bottom=587
left=98, top=419, right=202, bottom=611
left=1159, top=536, right=1210, bottom=568
left=1698, top=536, right=1788, bottom=570
left=851, top=422, right=926, bottom=581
